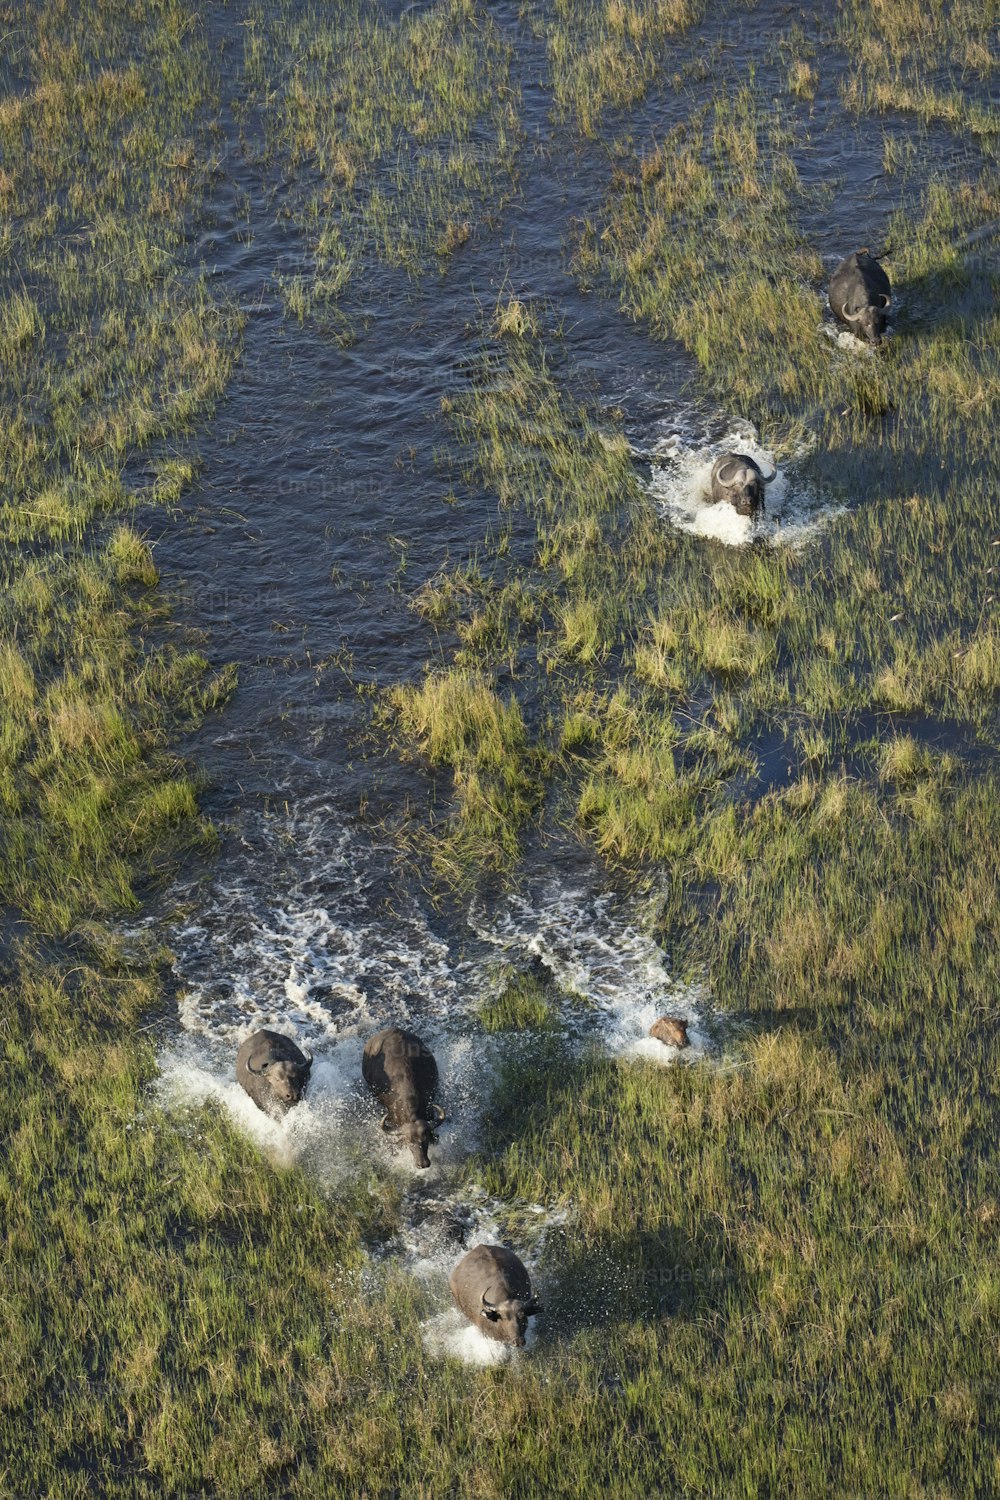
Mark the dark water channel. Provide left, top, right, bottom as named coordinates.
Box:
left=142, top=0, right=998, bottom=1221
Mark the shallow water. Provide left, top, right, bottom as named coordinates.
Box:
left=152, top=0, right=986, bottom=814
left=160, top=795, right=714, bottom=1110
left=141, top=0, right=1000, bottom=1298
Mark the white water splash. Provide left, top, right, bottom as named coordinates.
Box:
left=823, top=323, right=871, bottom=354
left=408, top=1191, right=562, bottom=1365
left=470, top=885, right=709, bottom=1066
left=153, top=1020, right=501, bottom=1182
left=153, top=801, right=723, bottom=1216
left=821, top=319, right=892, bottom=355
left=421, top=1305, right=539, bottom=1366
left=153, top=1030, right=369, bottom=1181
left=149, top=802, right=728, bottom=1349
left=643, top=421, right=837, bottom=549
left=167, top=800, right=460, bottom=1049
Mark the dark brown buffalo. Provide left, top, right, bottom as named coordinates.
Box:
left=829, top=249, right=892, bottom=345
left=362, top=1026, right=445, bottom=1169
left=709, top=452, right=775, bottom=519
left=449, top=1244, right=541, bottom=1348
left=236, top=1029, right=312, bottom=1116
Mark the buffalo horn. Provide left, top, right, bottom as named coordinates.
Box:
left=245, top=1055, right=268, bottom=1075
left=430, top=1102, right=446, bottom=1123
left=380, top=1112, right=394, bottom=1133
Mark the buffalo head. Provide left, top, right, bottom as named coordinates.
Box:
left=843, top=295, right=890, bottom=346
left=711, top=453, right=775, bottom=519
left=480, top=1287, right=542, bottom=1348
left=383, top=1102, right=446, bottom=1169
left=247, top=1053, right=312, bottom=1107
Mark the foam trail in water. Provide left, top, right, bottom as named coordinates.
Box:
left=159, top=798, right=722, bottom=1168
left=154, top=792, right=527, bottom=1175
left=642, top=420, right=839, bottom=549
left=166, top=798, right=460, bottom=1051
left=470, top=885, right=709, bottom=1065
left=153, top=795, right=726, bottom=1360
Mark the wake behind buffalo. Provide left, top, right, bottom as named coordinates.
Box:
left=676, top=248, right=892, bottom=530
left=224, top=244, right=891, bottom=1358
left=231, top=1006, right=687, bottom=1351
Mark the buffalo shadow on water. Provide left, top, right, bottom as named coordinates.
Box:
left=891, top=253, right=1000, bottom=344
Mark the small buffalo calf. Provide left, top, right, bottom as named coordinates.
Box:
left=650, top=1016, right=689, bottom=1048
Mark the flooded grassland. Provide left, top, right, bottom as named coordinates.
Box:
left=3, top=0, right=1000, bottom=1496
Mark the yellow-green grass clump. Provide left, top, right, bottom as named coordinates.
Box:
left=387, top=666, right=541, bottom=872
left=580, top=88, right=1000, bottom=460
left=391, top=336, right=782, bottom=874
left=575, top=92, right=831, bottom=427
left=0, top=0, right=238, bottom=544
left=479, top=965, right=557, bottom=1031
left=390, top=237, right=1000, bottom=883
left=0, top=537, right=234, bottom=935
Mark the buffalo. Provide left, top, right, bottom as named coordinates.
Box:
left=449, top=1244, right=541, bottom=1348
left=236, top=1028, right=312, bottom=1116
left=649, top=1016, right=689, bottom=1048
left=362, top=1026, right=445, bottom=1170
left=829, top=249, right=892, bottom=345
left=709, top=452, right=775, bottom=519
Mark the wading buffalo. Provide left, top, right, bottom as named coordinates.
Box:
left=449, top=1244, right=541, bottom=1347
left=236, top=1029, right=312, bottom=1116
left=650, top=1016, right=689, bottom=1048
left=829, top=249, right=892, bottom=345
left=362, top=1026, right=445, bottom=1170
left=709, top=452, right=775, bottom=518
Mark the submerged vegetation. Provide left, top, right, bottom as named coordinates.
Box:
left=839, top=0, right=1000, bottom=134
left=246, top=0, right=520, bottom=325
left=4, top=0, right=1000, bottom=1494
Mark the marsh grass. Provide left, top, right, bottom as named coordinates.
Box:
left=248, top=0, right=520, bottom=315
left=838, top=0, right=1000, bottom=135
left=575, top=93, right=834, bottom=427
left=386, top=665, right=542, bottom=872
left=388, top=261, right=1000, bottom=878
left=478, top=963, right=558, bottom=1031
left=8, top=2, right=1000, bottom=1496
left=0, top=0, right=238, bottom=546
left=386, top=337, right=778, bottom=869
left=537, top=0, right=708, bottom=135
